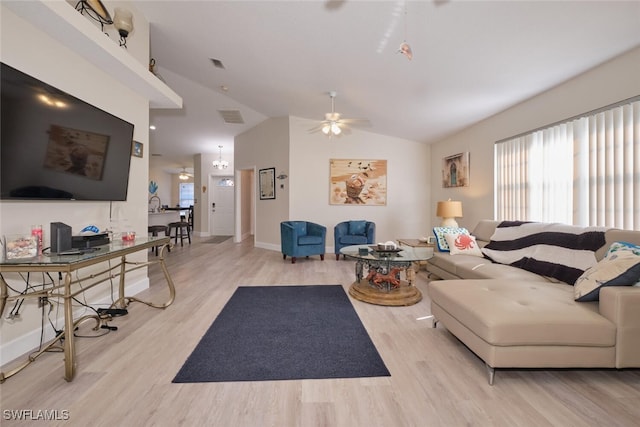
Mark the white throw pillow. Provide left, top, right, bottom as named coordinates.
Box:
left=444, top=233, right=483, bottom=257
left=433, top=227, right=469, bottom=252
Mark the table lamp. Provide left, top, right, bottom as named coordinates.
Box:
left=436, top=200, right=463, bottom=227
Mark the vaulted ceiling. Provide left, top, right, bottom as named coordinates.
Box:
left=138, top=1, right=640, bottom=172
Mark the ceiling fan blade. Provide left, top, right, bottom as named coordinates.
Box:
left=339, top=118, right=371, bottom=127
left=308, top=123, right=328, bottom=133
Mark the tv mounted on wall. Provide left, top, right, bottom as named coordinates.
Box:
left=0, top=62, right=135, bottom=201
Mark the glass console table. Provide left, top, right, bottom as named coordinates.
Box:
left=340, top=244, right=432, bottom=306
left=0, top=237, right=175, bottom=382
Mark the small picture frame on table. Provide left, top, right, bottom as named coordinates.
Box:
left=3, top=235, right=38, bottom=260
left=132, top=141, right=143, bottom=158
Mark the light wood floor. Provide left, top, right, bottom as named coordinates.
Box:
left=2, top=236, right=640, bottom=426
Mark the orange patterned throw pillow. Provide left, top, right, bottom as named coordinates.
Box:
left=444, top=233, right=483, bottom=257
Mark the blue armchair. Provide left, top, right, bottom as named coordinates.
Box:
left=280, top=221, right=327, bottom=264
left=334, top=220, right=376, bottom=260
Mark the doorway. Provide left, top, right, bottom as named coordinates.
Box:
left=210, top=175, right=234, bottom=236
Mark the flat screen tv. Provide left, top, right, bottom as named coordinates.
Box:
left=1, top=62, right=134, bottom=201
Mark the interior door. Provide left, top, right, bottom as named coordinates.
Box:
left=211, top=176, right=234, bottom=236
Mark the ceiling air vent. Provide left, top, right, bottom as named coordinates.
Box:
left=210, top=58, right=225, bottom=69
left=218, top=109, right=245, bottom=124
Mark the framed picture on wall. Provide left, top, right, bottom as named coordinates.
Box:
left=442, top=152, right=470, bottom=188
left=132, top=141, right=143, bottom=158
left=259, top=167, right=276, bottom=200
left=329, top=159, right=387, bottom=205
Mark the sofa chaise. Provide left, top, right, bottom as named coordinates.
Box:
left=426, top=220, right=640, bottom=384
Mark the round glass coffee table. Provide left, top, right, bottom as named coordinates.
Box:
left=340, top=244, right=432, bottom=306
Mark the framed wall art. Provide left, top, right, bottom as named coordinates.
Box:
left=330, top=159, right=387, bottom=205
left=259, top=167, right=276, bottom=200
left=132, top=141, right=143, bottom=158
left=442, top=152, right=470, bottom=188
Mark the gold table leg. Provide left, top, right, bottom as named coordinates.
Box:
left=63, top=272, right=76, bottom=381
left=111, top=243, right=176, bottom=309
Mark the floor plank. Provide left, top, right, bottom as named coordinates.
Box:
left=1, top=236, right=639, bottom=426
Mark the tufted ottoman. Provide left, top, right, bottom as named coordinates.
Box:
left=428, top=279, right=617, bottom=384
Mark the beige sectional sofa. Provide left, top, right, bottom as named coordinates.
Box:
left=427, top=220, right=640, bottom=384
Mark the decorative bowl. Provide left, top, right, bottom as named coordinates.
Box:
left=376, top=241, right=397, bottom=251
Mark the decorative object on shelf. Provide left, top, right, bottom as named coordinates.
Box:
left=330, top=159, right=387, bottom=205
left=113, top=8, right=133, bottom=48
left=259, top=167, right=275, bottom=200
left=75, top=0, right=112, bottom=32
left=212, top=145, right=229, bottom=169
left=148, top=58, right=166, bottom=82
left=149, top=180, right=158, bottom=195
left=442, top=152, right=470, bottom=187
left=132, top=141, right=143, bottom=158
left=436, top=199, right=463, bottom=227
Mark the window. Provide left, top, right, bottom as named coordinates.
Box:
left=495, top=97, right=640, bottom=229
left=179, top=183, right=194, bottom=208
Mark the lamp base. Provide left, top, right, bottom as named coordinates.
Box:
left=440, top=218, right=459, bottom=228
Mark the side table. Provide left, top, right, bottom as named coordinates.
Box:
left=397, top=239, right=434, bottom=282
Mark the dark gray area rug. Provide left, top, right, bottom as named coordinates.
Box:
left=172, top=285, right=390, bottom=383
left=204, top=236, right=231, bottom=244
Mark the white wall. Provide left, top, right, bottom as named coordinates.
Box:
left=430, top=46, right=640, bottom=231
left=235, top=116, right=432, bottom=251
left=289, top=117, right=431, bottom=248
left=235, top=117, right=290, bottom=247
left=0, top=2, right=152, bottom=364
left=148, top=164, right=174, bottom=208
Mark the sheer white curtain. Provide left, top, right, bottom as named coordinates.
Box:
left=573, top=100, right=640, bottom=228
left=495, top=98, right=640, bottom=229
left=495, top=127, right=572, bottom=223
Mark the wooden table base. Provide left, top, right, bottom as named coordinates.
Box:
left=348, top=279, right=422, bottom=306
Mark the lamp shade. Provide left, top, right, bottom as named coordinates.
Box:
left=436, top=200, right=463, bottom=227
left=113, top=8, right=133, bottom=37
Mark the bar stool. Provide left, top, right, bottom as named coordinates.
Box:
left=168, top=221, right=191, bottom=247
left=148, top=225, right=171, bottom=256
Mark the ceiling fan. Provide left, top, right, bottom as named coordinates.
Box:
left=308, top=91, right=371, bottom=138
left=178, top=167, right=193, bottom=180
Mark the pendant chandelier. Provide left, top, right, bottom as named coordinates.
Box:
left=212, top=145, right=229, bottom=169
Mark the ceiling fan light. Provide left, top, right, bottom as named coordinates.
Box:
left=331, top=123, right=341, bottom=135
left=322, top=124, right=331, bottom=135
left=179, top=173, right=189, bottom=180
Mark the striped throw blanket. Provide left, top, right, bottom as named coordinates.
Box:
left=481, top=221, right=608, bottom=285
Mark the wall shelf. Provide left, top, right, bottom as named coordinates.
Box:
left=5, top=0, right=182, bottom=109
